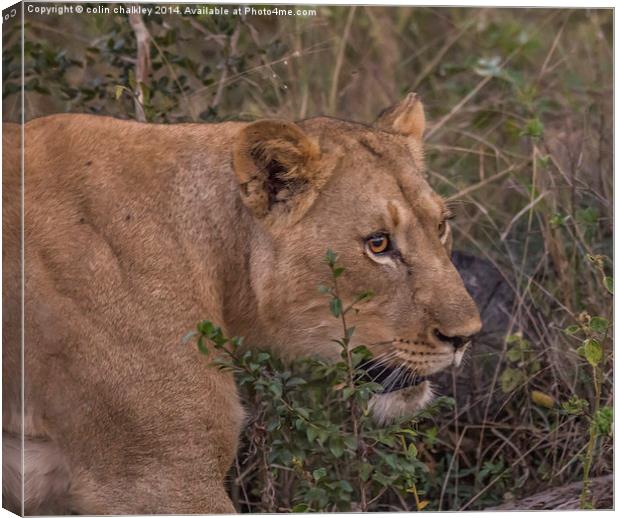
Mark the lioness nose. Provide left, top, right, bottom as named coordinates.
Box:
left=434, top=329, right=470, bottom=349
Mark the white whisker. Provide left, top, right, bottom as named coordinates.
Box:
left=368, top=359, right=398, bottom=385
left=368, top=350, right=398, bottom=367
left=383, top=365, right=407, bottom=391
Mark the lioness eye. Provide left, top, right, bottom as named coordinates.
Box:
left=438, top=220, right=452, bottom=244
left=438, top=220, right=447, bottom=237
left=366, top=234, right=391, bottom=255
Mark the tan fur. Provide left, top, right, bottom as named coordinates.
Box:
left=375, top=92, right=426, bottom=143
left=2, top=95, right=480, bottom=514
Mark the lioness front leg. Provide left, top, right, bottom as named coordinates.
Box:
left=68, top=456, right=237, bottom=514
left=35, top=361, right=243, bottom=514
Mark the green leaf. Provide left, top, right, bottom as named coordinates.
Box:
left=328, top=438, right=344, bottom=458
left=355, top=290, right=374, bottom=303
left=128, top=69, right=136, bottom=89
left=197, top=320, right=214, bottom=335
left=197, top=336, right=209, bottom=356
left=506, top=333, right=524, bottom=345
left=114, top=84, right=124, bottom=100
left=296, top=407, right=310, bottom=420
left=423, top=427, right=438, bottom=447
left=593, top=406, right=613, bottom=436
left=351, top=345, right=371, bottom=367
left=312, top=467, right=327, bottom=481
left=406, top=443, right=418, bottom=459
left=583, top=338, right=603, bottom=366
left=269, top=381, right=282, bottom=398
left=339, top=480, right=353, bottom=493
left=500, top=367, right=525, bottom=393
left=563, top=324, right=581, bottom=336
left=576, top=207, right=599, bottom=226
left=521, top=117, right=544, bottom=138
left=549, top=212, right=567, bottom=227
left=359, top=462, right=373, bottom=482
left=330, top=298, right=343, bottom=318
left=343, top=435, right=357, bottom=451
left=317, top=429, right=329, bottom=446
left=506, top=346, right=522, bottom=362
left=325, top=248, right=337, bottom=266
left=306, top=427, right=318, bottom=443
left=332, top=266, right=345, bottom=278
left=377, top=434, right=396, bottom=447
left=589, top=316, right=609, bottom=334
left=291, top=503, right=309, bottom=513
left=372, top=471, right=393, bottom=487
left=256, top=352, right=271, bottom=363
left=561, top=395, right=589, bottom=415
left=603, top=276, right=613, bottom=294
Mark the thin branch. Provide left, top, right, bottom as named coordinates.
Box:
left=128, top=12, right=151, bottom=122
left=211, top=24, right=241, bottom=109
left=328, top=7, right=356, bottom=115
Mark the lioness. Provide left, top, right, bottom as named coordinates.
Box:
left=3, top=94, right=481, bottom=514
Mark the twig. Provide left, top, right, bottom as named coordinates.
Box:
left=189, top=45, right=330, bottom=100
left=445, top=163, right=522, bottom=202
left=328, top=7, right=356, bottom=114
left=331, top=272, right=367, bottom=511
left=409, top=18, right=474, bottom=91
left=211, top=24, right=241, bottom=109
left=537, top=13, right=570, bottom=83
left=438, top=426, right=468, bottom=510
left=128, top=12, right=151, bottom=122
left=500, top=191, right=548, bottom=241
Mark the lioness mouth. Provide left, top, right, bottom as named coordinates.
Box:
left=360, top=360, right=426, bottom=394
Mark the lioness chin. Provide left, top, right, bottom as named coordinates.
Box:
left=2, top=93, right=480, bottom=514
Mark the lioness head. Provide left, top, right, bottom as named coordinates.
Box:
left=232, top=94, right=481, bottom=415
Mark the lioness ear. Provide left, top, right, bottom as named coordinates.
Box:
left=233, top=120, right=322, bottom=224
left=374, top=92, right=426, bottom=141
